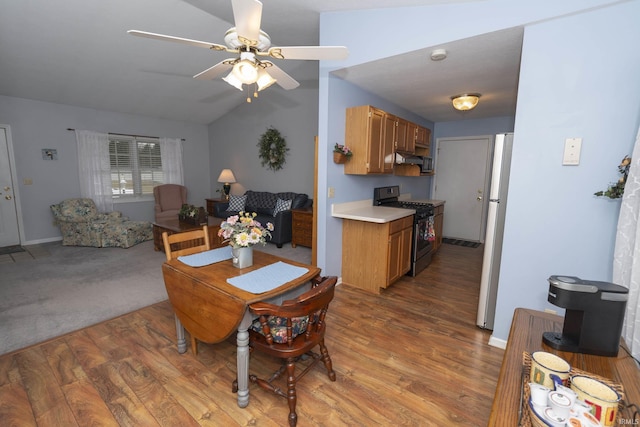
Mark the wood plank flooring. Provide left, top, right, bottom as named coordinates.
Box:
left=0, top=243, right=505, bottom=426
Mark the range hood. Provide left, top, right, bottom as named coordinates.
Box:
left=395, top=153, right=423, bottom=165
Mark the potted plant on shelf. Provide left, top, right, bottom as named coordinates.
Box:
left=218, top=212, right=274, bottom=268
left=333, top=143, right=353, bottom=164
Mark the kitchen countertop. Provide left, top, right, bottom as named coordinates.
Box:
left=331, top=199, right=414, bottom=223
left=331, top=196, right=444, bottom=223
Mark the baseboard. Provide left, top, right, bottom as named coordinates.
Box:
left=488, top=335, right=507, bottom=350
left=22, top=236, right=62, bottom=246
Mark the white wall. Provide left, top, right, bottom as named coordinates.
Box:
left=319, top=0, right=640, bottom=342
left=0, top=95, right=210, bottom=243
left=207, top=62, right=320, bottom=198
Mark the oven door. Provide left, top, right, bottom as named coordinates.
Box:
left=408, top=215, right=434, bottom=277
left=414, top=217, right=433, bottom=261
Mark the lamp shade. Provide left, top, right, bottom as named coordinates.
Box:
left=217, top=169, right=236, bottom=184
left=233, top=59, right=259, bottom=84
left=256, top=68, right=277, bottom=91
left=451, top=93, right=481, bottom=111
left=223, top=71, right=243, bottom=91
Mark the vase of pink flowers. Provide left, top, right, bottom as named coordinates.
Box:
left=218, top=212, right=273, bottom=268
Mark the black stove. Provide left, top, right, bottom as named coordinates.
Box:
left=373, top=185, right=435, bottom=277
left=373, top=186, right=434, bottom=219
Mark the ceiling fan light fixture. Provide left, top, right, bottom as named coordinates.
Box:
left=256, top=69, right=276, bottom=91
left=223, top=71, right=243, bottom=90
left=233, top=59, right=259, bottom=84
left=451, top=93, right=481, bottom=111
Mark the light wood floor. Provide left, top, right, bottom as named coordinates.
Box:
left=0, top=243, right=505, bottom=426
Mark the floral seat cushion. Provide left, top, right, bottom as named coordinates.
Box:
left=250, top=315, right=310, bottom=344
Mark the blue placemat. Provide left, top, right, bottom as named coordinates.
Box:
left=178, top=246, right=233, bottom=267
left=227, top=261, right=309, bottom=294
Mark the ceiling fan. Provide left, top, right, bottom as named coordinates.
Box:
left=128, top=0, right=348, bottom=101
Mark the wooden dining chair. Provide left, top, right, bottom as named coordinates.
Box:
left=162, top=225, right=210, bottom=354
left=243, top=275, right=338, bottom=427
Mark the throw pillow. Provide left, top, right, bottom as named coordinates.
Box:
left=228, top=195, right=246, bottom=212
left=273, top=198, right=292, bottom=216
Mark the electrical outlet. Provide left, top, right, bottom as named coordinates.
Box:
left=328, top=187, right=335, bottom=198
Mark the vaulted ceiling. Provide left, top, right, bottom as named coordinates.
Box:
left=0, top=0, right=521, bottom=125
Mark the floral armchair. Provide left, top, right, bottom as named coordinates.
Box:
left=50, top=198, right=153, bottom=248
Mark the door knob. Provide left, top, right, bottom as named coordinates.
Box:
left=477, top=196, right=483, bottom=201
left=5, top=195, right=12, bottom=200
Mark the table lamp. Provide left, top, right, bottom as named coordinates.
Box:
left=217, top=169, right=236, bottom=200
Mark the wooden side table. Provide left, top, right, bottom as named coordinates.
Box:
left=291, top=208, right=313, bottom=248
left=152, top=217, right=224, bottom=252
left=488, top=308, right=640, bottom=426
left=206, top=198, right=226, bottom=216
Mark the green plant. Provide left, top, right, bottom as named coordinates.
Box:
left=179, top=204, right=203, bottom=218
left=594, top=155, right=631, bottom=199
left=218, top=212, right=274, bottom=248
left=333, top=143, right=353, bottom=157
left=258, top=127, right=289, bottom=171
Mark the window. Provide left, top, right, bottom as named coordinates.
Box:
left=109, top=136, right=163, bottom=197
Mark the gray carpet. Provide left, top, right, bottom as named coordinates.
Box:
left=0, top=240, right=311, bottom=355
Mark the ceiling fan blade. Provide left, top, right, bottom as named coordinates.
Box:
left=193, top=61, right=234, bottom=80
left=263, top=62, right=299, bottom=90
left=127, top=30, right=227, bottom=51
left=267, top=46, right=349, bottom=61
left=231, top=0, right=262, bottom=45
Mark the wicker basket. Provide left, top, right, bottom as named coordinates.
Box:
left=520, top=352, right=627, bottom=426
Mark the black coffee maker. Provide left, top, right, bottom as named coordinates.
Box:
left=543, top=275, right=628, bottom=357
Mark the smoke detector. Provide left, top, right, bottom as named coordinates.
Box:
left=430, top=49, right=448, bottom=61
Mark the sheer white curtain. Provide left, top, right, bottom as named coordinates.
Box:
left=75, top=130, right=113, bottom=212
left=613, top=125, right=640, bottom=360
left=159, top=137, right=184, bottom=185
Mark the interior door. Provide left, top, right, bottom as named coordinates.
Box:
left=0, top=126, right=20, bottom=247
left=433, top=135, right=492, bottom=242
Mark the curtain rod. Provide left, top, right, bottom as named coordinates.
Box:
left=67, top=128, right=185, bottom=141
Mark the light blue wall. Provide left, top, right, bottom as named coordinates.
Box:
left=319, top=0, right=640, bottom=342
left=0, top=95, right=210, bottom=243
left=494, top=3, right=640, bottom=341
left=434, top=117, right=515, bottom=140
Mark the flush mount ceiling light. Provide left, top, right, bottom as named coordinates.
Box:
left=451, top=93, right=481, bottom=111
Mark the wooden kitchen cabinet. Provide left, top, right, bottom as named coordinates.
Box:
left=395, top=117, right=415, bottom=154
left=341, top=215, right=413, bottom=294
left=344, top=105, right=395, bottom=175
left=432, top=203, right=445, bottom=253
left=415, top=125, right=431, bottom=152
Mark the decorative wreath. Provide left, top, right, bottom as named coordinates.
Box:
left=257, top=127, right=289, bottom=171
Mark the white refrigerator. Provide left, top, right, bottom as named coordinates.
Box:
left=477, top=133, right=514, bottom=330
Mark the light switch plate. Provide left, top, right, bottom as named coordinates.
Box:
left=563, top=138, right=582, bottom=165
